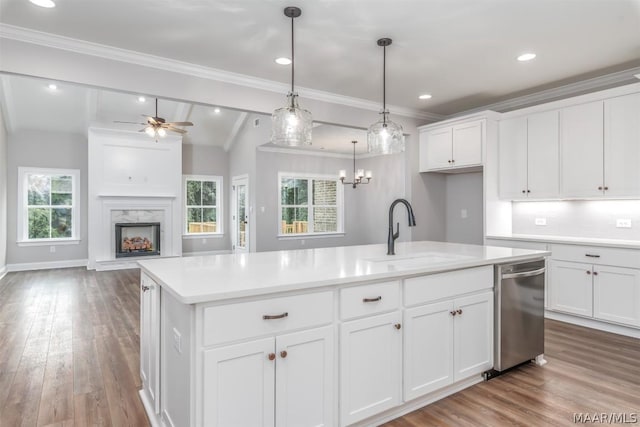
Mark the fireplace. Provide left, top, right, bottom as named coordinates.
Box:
left=115, top=222, right=161, bottom=258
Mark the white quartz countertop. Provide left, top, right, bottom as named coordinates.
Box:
left=485, top=234, right=640, bottom=250
left=138, top=241, right=549, bottom=305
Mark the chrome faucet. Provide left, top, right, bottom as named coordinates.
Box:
left=387, top=199, right=416, bottom=255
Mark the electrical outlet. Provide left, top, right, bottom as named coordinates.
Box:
left=201, top=238, right=206, bottom=245
left=616, top=219, right=632, bottom=228
left=535, top=218, right=547, bottom=226
left=253, top=118, right=260, bottom=127
left=460, top=209, right=468, bottom=219
left=50, top=246, right=56, bottom=253
left=172, top=328, right=182, bottom=354
left=300, top=239, right=305, bottom=246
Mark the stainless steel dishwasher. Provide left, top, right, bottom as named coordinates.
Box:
left=494, top=259, right=547, bottom=372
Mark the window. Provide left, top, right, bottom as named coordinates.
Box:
left=17, top=167, right=80, bottom=244
left=184, top=175, right=223, bottom=235
left=278, top=173, right=343, bottom=236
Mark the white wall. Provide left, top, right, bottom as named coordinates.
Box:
left=445, top=172, right=484, bottom=245
left=182, top=144, right=231, bottom=254
left=6, top=130, right=88, bottom=265
left=0, top=107, right=8, bottom=275
left=512, top=200, right=640, bottom=240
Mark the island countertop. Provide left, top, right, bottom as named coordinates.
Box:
left=137, top=241, right=549, bottom=304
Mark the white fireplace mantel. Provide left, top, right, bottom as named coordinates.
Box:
left=88, top=128, right=183, bottom=270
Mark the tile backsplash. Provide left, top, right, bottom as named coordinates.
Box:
left=512, top=200, right=640, bottom=241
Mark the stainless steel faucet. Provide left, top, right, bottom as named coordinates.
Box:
left=387, top=199, right=416, bottom=255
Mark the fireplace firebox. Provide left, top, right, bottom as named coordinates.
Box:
left=115, top=222, right=161, bottom=258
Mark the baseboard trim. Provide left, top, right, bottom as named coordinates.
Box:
left=7, top=258, right=88, bottom=272
left=0, top=265, right=7, bottom=281
left=182, top=250, right=232, bottom=257
left=138, top=390, right=163, bottom=427
left=545, top=310, right=640, bottom=339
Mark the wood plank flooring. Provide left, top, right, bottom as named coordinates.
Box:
left=0, top=268, right=638, bottom=426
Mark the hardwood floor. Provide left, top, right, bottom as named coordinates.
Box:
left=0, top=268, right=638, bottom=426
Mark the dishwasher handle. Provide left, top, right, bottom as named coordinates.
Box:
left=502, top=267, right=545, bottom=280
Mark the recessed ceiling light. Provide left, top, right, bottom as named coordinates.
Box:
left=418, top=94, right=432, bottom=100
left=47, top=83, right=58, bottom=90
left=517, top=53, right=537, bottom=62
left=275, top=57, right=292, bottom=65
left=138, top=96, right=146, bottom=103
left=213, top=108, right=221, bottom=114
left=29, top=0, right=55, bottom=7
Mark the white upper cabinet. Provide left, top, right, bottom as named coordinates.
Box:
left=561, top=101, right=605, bottom=198
left=604, top=93, right=640, bottom=198
left=420, top=120, right=483, bottom=172
left=499, top=111, right=559, bottom=199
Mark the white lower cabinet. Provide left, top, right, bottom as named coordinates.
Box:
left=140, top=273, right=160, bottom=414
left=203, top=326, right=334, bottom=427
left=404, top=291, right=493, bottom=401
left=549, top=260, right=593, bottom=317
left=340, top=311, right=402, bottom=426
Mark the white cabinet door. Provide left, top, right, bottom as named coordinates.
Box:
left=453, top=292, right=493, bottom=381
left=452, top=120, right=483, bottom=167
left=140, top=274, right=160, bottom=414
left=340, top=311, right=402, bottom=426
left=498, top=117, right=528, bottom=199
left=204, top=338, right=275, bottom=427
left=404, top=301, right=454, bottom=401
left=528, top=110, right=560, bottom=198
left=549, top=260, right=593, bottom=317
left=604, top=93, right=640, bottom=198
left=276, top=326, right=334, bottom=427
left=561, top=101, right=604, bottom=198
left=593, top=265, right=640, bottom=327
left=423, top=127, right=453, bottom=170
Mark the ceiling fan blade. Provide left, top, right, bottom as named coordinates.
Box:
left=138, top=128, right=147, bottom=132
left=166, top=126, right=187, bottom=134
left=166, top=121, right=194, bottom=127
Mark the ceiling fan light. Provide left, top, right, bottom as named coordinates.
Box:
left=272, top=93, right=312, bottom=146
left=145, top=127, right=155, bottom=137
left=157, top=128, right=167, bottom=137
left=29, top=0, right=55, bottom=8
left=367, top=113, right=405, bottom=155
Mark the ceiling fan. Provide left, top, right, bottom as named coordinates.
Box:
left=115, top=98, right=193, bottom=140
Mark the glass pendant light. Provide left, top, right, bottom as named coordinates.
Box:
left=271, top=6, right=313, bottom=146
left=367, top=38, right=404, bottom=155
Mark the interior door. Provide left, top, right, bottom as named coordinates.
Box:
left=232, top=176, right=249, bottom=253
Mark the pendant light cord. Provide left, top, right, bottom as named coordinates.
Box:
left=155, top=98, right=158, bottom=118
left=383, top=45, right=387, bottom=124
left=291, top=15, right=295, bottom=94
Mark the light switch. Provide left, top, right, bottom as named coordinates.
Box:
left=616, top=219, right=632, bottom=228
left=461, top=209, right=468, bottom=219
left=173, top=328, right=182, bottom=354
left=535, top=218, right=547, bottom=226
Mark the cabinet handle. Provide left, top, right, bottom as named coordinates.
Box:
left=280, top=350, right=288, bottom=358
left=604, top=186, right=609, bottom=191
left=585, top=254, right=600, bottom=258
left=522, top=190, right=526, bottom=194
left=448, top=160, right=452, bottom=164
left=598, top=186, right=603, bottom=191
left=527, top=190, right=531, bottom=193
left=593, top=271, right=599, bottom=276
left=450, top=310, right=457, bottom=316
left=586, top=270, right=591, bottom=275
left=363, top=296, right=382, bottom=303
left=141, top=285, right=150, bottom=292
left=394, top=323, right=402, bottom=330
left=263, top=312, right=288, bottom=320
left=268, top=353, right=276, bottom=361
left=452, top=159, right=455, bottom=163
left=456, top=308, right=463, bottom=315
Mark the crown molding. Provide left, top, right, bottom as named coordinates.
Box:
left=450, top=66, right=640, bottom=117
left=0, top=24, right=442, bottom=122
left=258, top=145, right=353, bottom=159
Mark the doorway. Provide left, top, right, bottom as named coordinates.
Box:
left=231, top=175, right=249, bottom=253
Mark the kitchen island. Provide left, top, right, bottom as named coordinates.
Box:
left=137, top=241, right=549, bottom=427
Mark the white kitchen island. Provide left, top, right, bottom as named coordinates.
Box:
left=137, top=241, right=549, bottom=427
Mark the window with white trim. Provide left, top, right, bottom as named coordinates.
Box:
left=278, top=173, right=344, bottom=236
left=183, top=175, right=223, bottom=235
left=18, top=167, right=80, bottom=243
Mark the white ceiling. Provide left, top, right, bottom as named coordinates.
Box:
left=0, top=73, right=368, bottom=153
left=1, top=0, right=639, bottom=115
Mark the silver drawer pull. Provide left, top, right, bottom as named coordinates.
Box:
left=363, top=296, right=382, bottom=303
left=585, top=254, right=600, bottom=258
left=263, top=312, right=288, bottom=320
left=502, top=267, right=545, bottom=280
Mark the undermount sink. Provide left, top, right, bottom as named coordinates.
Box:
left=364, top=252, right=474, bottom=270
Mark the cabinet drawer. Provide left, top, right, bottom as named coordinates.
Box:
left=340, top=281, right=400, bottom=320
left=405, top=266, right=493, bottom=307
left=203, top=291, right=333, bottom=346
left=551, top=244, right=640, bottom=269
